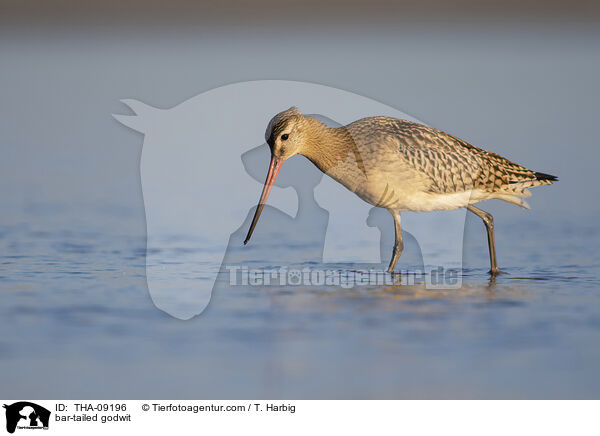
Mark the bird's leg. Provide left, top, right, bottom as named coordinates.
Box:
left=387, top=210, right=403, bottom=273
left=467, top=205, right=500, bottom=275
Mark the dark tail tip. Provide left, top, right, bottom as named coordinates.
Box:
left=534, top=171, right=558, bottom=182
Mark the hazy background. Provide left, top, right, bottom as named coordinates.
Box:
left=1, top=2, right=599, bottom=398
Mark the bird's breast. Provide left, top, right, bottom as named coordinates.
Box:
left=319, top=153, right=429, bottom=210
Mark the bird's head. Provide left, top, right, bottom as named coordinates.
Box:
left=264, top=106, right=308, bottom=161
left=244, top=106, right=310, bottom=244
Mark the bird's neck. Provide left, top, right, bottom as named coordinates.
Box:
left=300, top=118, right=354, bottom=175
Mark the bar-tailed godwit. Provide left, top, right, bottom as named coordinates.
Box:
left=244, top=107, right=557, bottom=275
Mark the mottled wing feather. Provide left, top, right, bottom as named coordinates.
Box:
left=354, top=117, right=551, bottom=194
left=442, top=131, right=555, bottom=193
left=393, top=122, right=483, bottom=193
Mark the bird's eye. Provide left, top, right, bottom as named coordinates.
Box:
left=281, top=133, right=289, bottom=141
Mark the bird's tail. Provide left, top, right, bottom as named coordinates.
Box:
left=508, top=170, right=558, bottom=189
left=533, top=171, right=558, bottom=183
left=493, top=170, right=557, bottom=209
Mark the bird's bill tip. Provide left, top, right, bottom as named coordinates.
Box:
left=243, top=156, right=283, bottom=245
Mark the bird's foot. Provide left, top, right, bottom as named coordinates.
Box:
left=489, top=268, right=509, bottom=276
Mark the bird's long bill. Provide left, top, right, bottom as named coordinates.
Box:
left=243, top=156, right=283, bottom=245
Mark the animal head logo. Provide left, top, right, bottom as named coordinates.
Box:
left=3, top=402, right=50, bottom=434
left=113, top=80, right=466, bottom=320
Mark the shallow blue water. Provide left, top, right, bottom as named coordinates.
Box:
left=1, top=204, right=599, bottom=399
